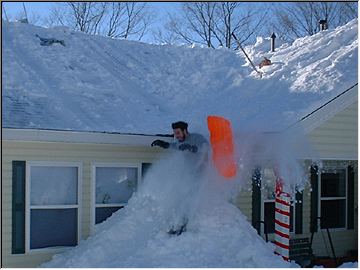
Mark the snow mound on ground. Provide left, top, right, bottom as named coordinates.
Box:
left=42, top=152, right=298, bottom=268
left=338, top=261, right=358, bottom=268
left=2, top=19, right=358, bottom=134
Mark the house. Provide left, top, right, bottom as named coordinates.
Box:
left=235, top=83, right=358, bottom=264
left=2, top=20, right=357, bottom=267
left=2, top=128, right=167, bottom=267
left=2, top=84, right=357, bottom=268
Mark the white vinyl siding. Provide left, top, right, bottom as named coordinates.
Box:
left=308, top=101, right=357, bottom=160
left=2, top=139, right=160, bottom=268
left=233, top=189, right=252, bottom=221
left=302, top=96, right=357, bottom=257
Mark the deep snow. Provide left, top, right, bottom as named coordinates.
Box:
left=42, top=152, right=298, bottom=268
left=2, top=19, right=358, bottom=134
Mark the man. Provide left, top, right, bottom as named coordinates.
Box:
left=151, top=121, right=209, bottom=172
left=151, top=121, right=209, bottom=235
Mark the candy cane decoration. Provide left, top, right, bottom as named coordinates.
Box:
left=274, top=169, right=291, bottom=261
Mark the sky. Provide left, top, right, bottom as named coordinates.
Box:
left=2, top=2, right=179, bottom=23
left=2, top=1, right=52, bottom=17
left=1, top=1, right=273, bottom=46
left=3, top=1, right=355, bottom=45
left=2, top=1, right=182, bottom=43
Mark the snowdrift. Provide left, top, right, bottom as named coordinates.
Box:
left=2, top=19, right=358, bottom=134
left=42, top=153, right=298, bottom=267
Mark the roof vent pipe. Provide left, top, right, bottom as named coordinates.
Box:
left=270, top=33, right=276, bottom=52
left=319, top=19, right=328, bottom=31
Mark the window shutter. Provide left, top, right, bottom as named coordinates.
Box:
left=141, top=163, right=152, bottom=180
left=295, top=191, right=303, bottom=234
left=347, top=165, right=355, bottom=229
left=310, top=165, right=319, bottom=233
left=12, top=161, right=26, bottom=254
left=251, top=167, right=261, bottom=234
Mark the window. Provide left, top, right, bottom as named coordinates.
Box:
left=92, top=164, right=140, bottom=225
left=27, top=162, right=81, bottom=251
left=319, top=169, right=347, bottom=229
left=262, top=168, right=295, bottom=234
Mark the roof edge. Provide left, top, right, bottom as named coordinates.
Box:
left=2, top=128, right=173, bottom=146
left=290, top=83, right=358, bottom=133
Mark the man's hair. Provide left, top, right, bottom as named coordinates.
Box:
left=172, top=121, right=188, bottom=131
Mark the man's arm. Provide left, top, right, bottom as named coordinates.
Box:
left=151, top=140, right=170, bottom=149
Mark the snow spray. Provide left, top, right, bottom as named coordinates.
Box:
left=231, top=123, right=319, bottom=197
left=227, top=120, right=318, bottom=261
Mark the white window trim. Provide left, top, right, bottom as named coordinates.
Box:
left=318, top=167, right=348, bottom=231
left=25, top=161, right=82, bottom=253
left=90, top=162, right=142, bottom=234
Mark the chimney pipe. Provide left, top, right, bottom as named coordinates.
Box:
left=319, top=19, right=327, bottom=31
left=270, top=33, right=276, bottom=52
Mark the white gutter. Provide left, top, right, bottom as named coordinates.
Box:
left=2, top=128, right=173, bottom=146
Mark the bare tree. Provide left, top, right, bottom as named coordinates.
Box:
left=67, top=2, right=106, bottom=34
left=184, top=2, right=219, bottom=48
left=45, top=2, right=106, bottom=34
left=164, top=2, right=219, bottom=48
left=335, top=2, right=358, bottom=26
left=104, top=2, right=127, bottom=37
left=157, top=2, right=267, bottom=49
left=119, top=2, right=153, bottom=40
left=269, top=2, right=357, bottom=42
left=45, top=2, right=154, bottom=40
left=215, top=2, right=267, bottom=49
left=152, top=18, right=182, bottom=45
left=216, top=2, right=237, bottom=48
left=44, top=4, right=68, bottom=27
left=2, top=5, right=10, bottom=21
left=101, top=2, right=154, bottom=40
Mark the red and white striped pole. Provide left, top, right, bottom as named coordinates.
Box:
left=274, top=170, right=291, bottom=261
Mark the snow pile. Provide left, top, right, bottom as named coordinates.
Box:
left=43, top=152, right=298, bottom=268
left=338, top=261, right=358, bottom=268
left=2, top=19, right=358, bottom=134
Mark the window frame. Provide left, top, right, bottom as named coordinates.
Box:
left=25, top=161, right=82, bottom=253
left=90, top=162, right=142, bottom=233
left=318, top=167, right=348, bottom=231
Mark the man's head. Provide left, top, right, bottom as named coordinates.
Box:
left=172, top=121, right=188, bottom=142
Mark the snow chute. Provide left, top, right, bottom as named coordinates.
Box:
left=207, top=115, right=237, bottom=179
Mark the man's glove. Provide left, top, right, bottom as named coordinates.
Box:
left=178, top=143, right=198, bottom=153
left=151, top=139, right=170, bottom=149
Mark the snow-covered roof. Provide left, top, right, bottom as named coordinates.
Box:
left=2, top=19, right=358, bottom=135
